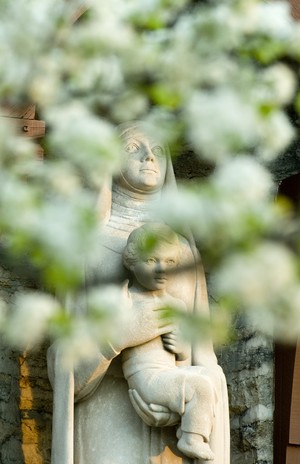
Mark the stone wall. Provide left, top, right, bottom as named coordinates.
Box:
left=218, top=320, right=274, bottom=464
left=0, top=344, right=22, bottom=464
left=0, top=265, right=52, bottom=464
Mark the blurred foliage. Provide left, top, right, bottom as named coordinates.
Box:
left=1, top=0, right=300, bottom=361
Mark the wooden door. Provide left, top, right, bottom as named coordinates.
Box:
left=286, top=340, right=300, bottom=462
left=275, top=173, right=300, bottom=464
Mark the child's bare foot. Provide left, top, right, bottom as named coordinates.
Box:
left=177, top=432, right=214, bottom=461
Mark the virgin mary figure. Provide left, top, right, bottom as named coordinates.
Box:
left=48, top=121, right=230, bottom=464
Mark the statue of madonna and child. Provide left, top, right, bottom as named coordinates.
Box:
left=47, top=121, right=230, bottom=464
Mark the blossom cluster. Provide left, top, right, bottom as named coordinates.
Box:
left=0, top=0, right=300, bottom=359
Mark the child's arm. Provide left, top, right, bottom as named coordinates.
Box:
left=161, top=297, right=190, bottom=361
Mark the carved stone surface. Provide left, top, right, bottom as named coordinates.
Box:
left=122, top=223, right=215, bottom=461
left=48, top=122, right=230, bottom=464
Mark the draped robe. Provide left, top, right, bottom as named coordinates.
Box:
left=48, top=148, right=230, bottom=464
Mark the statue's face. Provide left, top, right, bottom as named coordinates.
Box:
left=131, top=244, right=179, bottom=291
left=118, top=129, right=167, bottom=193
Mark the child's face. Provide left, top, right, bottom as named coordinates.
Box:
left=131, top=244, right=179, bottom=291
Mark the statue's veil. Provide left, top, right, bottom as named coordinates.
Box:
left=97, top=120, right=176, bottom=224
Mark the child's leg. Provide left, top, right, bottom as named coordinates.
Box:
left=127, top=366, right=216, bottom=460
left=177, top=373, right=215, bottom=461
left=177, top=432, right=214, bottom=461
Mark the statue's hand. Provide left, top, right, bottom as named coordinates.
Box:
left=162, top=330, right=190, bottom=362
left=113, top=282, right=176, bottom=352
left=129, top=389, right=180, bottom=427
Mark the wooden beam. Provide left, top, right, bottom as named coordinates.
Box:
left=289, top=0, right=300, bottom=20
left=1, top=117, right=46, bottom=139
left=0, top=104, right=36, bottom=119
left=0, top=103, right=45, bottom=157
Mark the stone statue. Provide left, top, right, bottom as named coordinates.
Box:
left=122, top=222, right=215, bottom=461
left=47, top=121, right=230, bottom=464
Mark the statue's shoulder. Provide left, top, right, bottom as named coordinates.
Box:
left=164, top=292, right=187, bottom=312
left=85, top=227, right=129, bottom=284
left=100, top=224, right=128, bottom=253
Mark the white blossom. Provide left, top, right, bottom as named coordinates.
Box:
left=55, top=320, right=101, bottom=369
left=73, top=3, right=134, bottom=52
left=247, top=285, right=300, bottom=342
left=52, top=285, right=128, bottom=367
left=0, top=0, right=299, bottom=348
left=258, top=111, right=295, bottom=161
left=156, top=164, right=279, bottom=247
left=262, top=63, right=297, bottom=105
left=41, top=162, right=82, bottom=197
left=213, top=157, right=274, bottom=203
left=255, top=1, right=294, bottom=39
left=215, top=243, right=297, bottom=307
left=0, top=0, right=70, bottom=99
left=6, top=292, right=60, bottom=348
left=46, top=102, right=122, bottom=187
left=185, top=89, right=259, bottom=161
left=86, top=285, right=125, bottom=320
left=111, top=91, right=148, bottom=121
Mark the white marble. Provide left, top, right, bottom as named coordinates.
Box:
left=48, top=122, right=230, bottom=464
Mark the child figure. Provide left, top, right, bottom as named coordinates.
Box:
left=122, top=223, right=215, bottom=462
